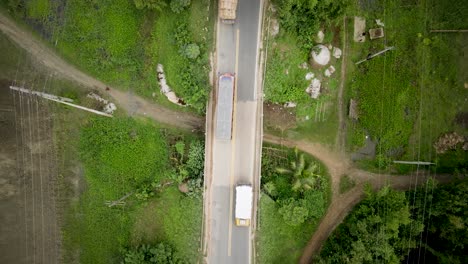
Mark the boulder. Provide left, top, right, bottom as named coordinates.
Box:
left=305, top=72, right=315, bottom=80
left=332, top=47, right=342, bottom=59
left=311, top=45, right=330, bottom=66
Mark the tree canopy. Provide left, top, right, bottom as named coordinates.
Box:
left=318, top=186, right=423, bottom=263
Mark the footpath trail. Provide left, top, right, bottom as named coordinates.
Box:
left=0, top=13, right=202, bottom=130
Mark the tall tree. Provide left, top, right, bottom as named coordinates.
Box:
left=318, top=186, right=423, bottom=263
left=276, top=148, right=322, bottom=192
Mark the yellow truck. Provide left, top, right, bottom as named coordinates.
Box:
left=219, top=0, right=238, bottom=24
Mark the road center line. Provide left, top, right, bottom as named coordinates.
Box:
left=227, top=28, right=240, bottom=257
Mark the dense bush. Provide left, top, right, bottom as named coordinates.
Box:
left=274, top=0, right=348, bottom=50
left=407, top=178, right=468, bottom=263
left=170, top=0, right=191, bottom=13
left=170, top=21, right=210, bottom=113
left=122, top=243, right=183, bottom=263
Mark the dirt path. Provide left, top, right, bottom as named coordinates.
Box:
left=0, top=13, right=202, bottom=130
left=335, top=17, right=348, bottom=154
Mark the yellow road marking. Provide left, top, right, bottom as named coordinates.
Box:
left=228, top=28, right=240, bottom=257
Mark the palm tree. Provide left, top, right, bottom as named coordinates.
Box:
left=276, top=148, right=322, bottom=192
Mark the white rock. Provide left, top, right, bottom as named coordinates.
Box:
left=376, top=19, right=385, bottom=27
left=305, top=115, right=310, bottom=120
left=324, top=65, right=336, bottom=77
left=299, top=62, right=308, bottom=69
left=305, top=72, right=315, bottom=80
left=306, top=78, right=321, bottom=99
left=152, top=92, right=156, bottom=97
left=332, top=47, right=342, bottom=59
left=328, top=44, right=333, bottom=50
left=311, top=45, right=330, bottom=66
left=284, top=102, right=297, bottom=108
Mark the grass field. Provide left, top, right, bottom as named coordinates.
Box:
left=257, top=144, right=331, bottom=263
left=61, top=117, right=203, bottom=263
left=2, top=0, right=215, bottom=113
left=344, top=0, right=468, bottom=172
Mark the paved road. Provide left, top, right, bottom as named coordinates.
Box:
left=206, top=0, right=263, bottom=263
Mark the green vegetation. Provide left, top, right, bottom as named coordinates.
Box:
left=257, top=144, right=331, bottom=263
left=3, top=0, right=215, bottom=113
left=318, top=186, right=423, bottom=263
left=274, top=0, right=348, bottom=50
left=62, top=117, right=203, bottom=263
left=407, top=178, right=468, bottom=263
left=122, top=243, right=180, bottom=264
left=319, top=177, right=468, bottom=263
left=345, top=0, right=468, bottom=171
left=339, top=174, right=355, bottom=194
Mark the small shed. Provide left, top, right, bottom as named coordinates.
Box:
left=369, top=28, right=384, bottom=40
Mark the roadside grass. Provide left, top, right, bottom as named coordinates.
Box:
left=131, top=187, right=202, bottom=261
left=257, top=143, right=331, bottom=263
left=2, top=0, right=215, bottom=114
left=345, top=0, right=468, bottom=171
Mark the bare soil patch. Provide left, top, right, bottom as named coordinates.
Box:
left=0, top=79, right=60, bottom=263
left=263, top=102, right=297, bottom=133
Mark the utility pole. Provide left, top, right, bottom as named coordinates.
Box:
left=430, top=29, right=468, bottom=33
left=393, top=161, right=435, bottom=166
left=105, top=192, right=134, bottom=207
left=10, top=86, right=113, bottom=117
left=355, top=46, right=395, bottom=65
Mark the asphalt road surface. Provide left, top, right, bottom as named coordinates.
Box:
left=207, top=0, right=262, bottom=263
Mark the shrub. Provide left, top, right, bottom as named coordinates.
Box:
left=278, top=198, right=310, bottom=226
left=122, top=243, right=183, bottom=263
left=186, top=139, right=205, bottom=178
left=184, top=43, right=200, bottom=59
left=133, top=0, right=166, bottom=10
left=170, top=0, right=191, bottom=13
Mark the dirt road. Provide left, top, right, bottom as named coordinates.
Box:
left=0, top=13, right=202, bottom=130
